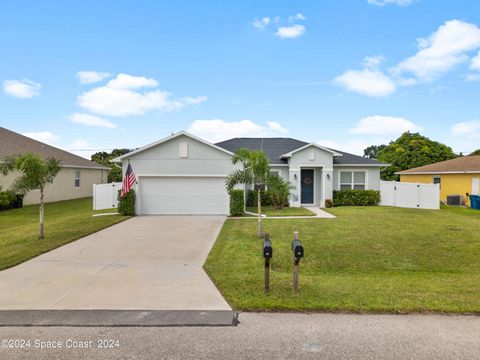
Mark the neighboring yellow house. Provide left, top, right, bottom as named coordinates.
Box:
left=397, top=156, right=480, bottom=205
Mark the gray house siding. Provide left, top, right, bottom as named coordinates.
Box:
left=332, top=166, right=381, bottom=191
left=122, top=134, right=236, bottom=176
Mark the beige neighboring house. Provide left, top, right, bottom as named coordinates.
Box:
left=0, top=127, right=109, bottom=205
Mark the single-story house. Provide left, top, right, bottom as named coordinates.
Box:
left=397, top=156, right=480, bottom=205
left=113, top=131, right=388, bottom=215
left=0, top=127, right=109, bottom=205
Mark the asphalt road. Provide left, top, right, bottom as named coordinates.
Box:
left=1, top=312, right=479, bottom=359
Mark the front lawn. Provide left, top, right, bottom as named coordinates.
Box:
left=246, top=206, right=315, bottom=217
left=0, top=197, right=129, bottom=271
left=204, top=206, right=480, bottom=313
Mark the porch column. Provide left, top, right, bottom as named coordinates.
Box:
left=322, top=168, right=334, bottom=207
left=289, top=169, right=301, bottom=207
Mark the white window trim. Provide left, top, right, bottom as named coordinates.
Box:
left=74, top=170, right=81, bottom=188
left=339, top=170, right=367, bottom=190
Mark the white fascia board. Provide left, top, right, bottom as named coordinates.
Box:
left=396, top=170, right=480, bottom=175
left=280, top=143, right=343, bottom=158
left=112, top=131, right=234, bottom=162
left=333, top=163, right=390, bottom=167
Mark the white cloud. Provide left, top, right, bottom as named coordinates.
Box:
left=362, top=55, right=384, bottom=69
left=367, top=0, right=414, bottom=6
left=465, top=73, right=480, bottom=82
left=77, top=73, right=206, bottom=117
left=23, top=131, right=59, bottom=145
left=276, top=24, right=305, bottom=39
left=188, top=119, right=289, bottom=143
left=76, top=71, right=111, bottom=84
left=288, top=13, right=306, bottom=22
left=335, top=69, right=396, bottom=97
left=451, top=120, right=480, bottom=140
left=3, top=79, right=41, bottom=99
left=266, top=121, right=289, bottom=134
left=106, top=73, right=158, bottom=89
left=350, top=115, right=422, bottom=136
left=393, top=20, right=480, bottom=81
left=317, top=139, right=372, bottom=156
left=64, top=139, right=95, bottom=159
left=470, top=51, right=480, bottom=70
left=253, top=17, right=271, bottom=30
left=69, top=113, right=116, bottom=128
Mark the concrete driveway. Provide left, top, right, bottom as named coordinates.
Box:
left=0, top=216, right=230, bottom=310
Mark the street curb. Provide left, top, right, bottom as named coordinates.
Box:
left=0, top=310, right=238, bottom=327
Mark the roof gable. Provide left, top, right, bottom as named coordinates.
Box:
left=113, top=131, right=234, bottom=162
left=0, top=127, right=108, bottom=169
left=281, top=143, right=342, bottom=158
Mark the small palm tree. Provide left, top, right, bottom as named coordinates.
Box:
left=226, top=148, right=270, bottom=238
left=0, top=153, right=61, bottom=239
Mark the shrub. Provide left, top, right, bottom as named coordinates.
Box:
left=333, top=190, right=380, bottom=206
left=0, top=190, right=21, bottom=211
left=324, top=199, right=333, bottom=208
left=229, top=189, right=244, bottom=216
left=267, top=175, right=293, bottom=209
left=246, top=189, right=272, bottom=207
left=118, top=189, right=136, bottom=216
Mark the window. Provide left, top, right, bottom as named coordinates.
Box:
left=269, top=170, right=280, bottom=177
left=74, top=170, right=80, bottom=187
left=433, top=176, right=441, bottom=189
left=339, top=171, right=366, bottom=190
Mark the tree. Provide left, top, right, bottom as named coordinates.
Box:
left=226, top=149, right=270, bottom=238
left=0, top=153, right=61, bottom=239
left=363, top=144, right=386, bottom=159
left=377, top=132, right=457, bottom=180
left=469, top=149, right=480, bottom=156
left=91, top=149, right=131, bottom=182
left=267, top=174, right=294, bottom=210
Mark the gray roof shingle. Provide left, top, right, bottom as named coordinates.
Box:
left=0, top=127, right=109, bottom=169
left=215, top=137, right=386, bottom=166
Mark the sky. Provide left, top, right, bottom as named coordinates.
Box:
left=1, top=0, right=480, bottom=159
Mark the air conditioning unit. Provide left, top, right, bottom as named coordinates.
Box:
left=446, top=194, right=463, bottom=206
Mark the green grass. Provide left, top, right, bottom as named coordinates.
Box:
left=246, top=206, right=315, bottom=217
left=204, top=206, right=480, bottom=313
left=0, top=197, right=129, bottom=271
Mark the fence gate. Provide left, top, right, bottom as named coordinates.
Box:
left=93, top=182, right=122, bottom=210
left=380, top=181, right=440, bottom=210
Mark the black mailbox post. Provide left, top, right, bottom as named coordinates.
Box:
left=292, top=231, right=303, bottom=292
left=263, top=233, right=272, bottom=293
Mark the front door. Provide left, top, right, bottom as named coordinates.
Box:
left=301, top=169, right=314, bottom=204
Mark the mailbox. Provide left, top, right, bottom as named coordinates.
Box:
left=292, top=239, right=304, bottom=259
left=263, top=239, right=272, bottom=259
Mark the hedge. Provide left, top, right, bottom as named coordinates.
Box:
left=229, top=189, right=244, bottom=216
left=246, top=189, right=272, bottom=207
left=118, top=189, right=136, bottom=216
left=332, top=190, right=380, bottom=206
left=0, top=190, right=23, bottom=211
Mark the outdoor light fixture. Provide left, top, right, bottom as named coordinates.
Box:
left=294, top=174, right=297, bottom=180
left=327, top=174, right=330, bottom=180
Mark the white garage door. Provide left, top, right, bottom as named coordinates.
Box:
left=138, top=177, right=229, bottom=215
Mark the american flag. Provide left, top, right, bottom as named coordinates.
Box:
left=120, top=162, right=136, bottom=197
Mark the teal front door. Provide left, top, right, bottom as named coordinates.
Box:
left=301, top=169, right=314, bottom=204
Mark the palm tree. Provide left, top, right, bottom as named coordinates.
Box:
left=0, top=153, right=61, bottom=239
left=226, top=148, right=270, bottom=238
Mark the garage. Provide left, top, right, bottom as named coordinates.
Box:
left=138, top=176, right=229, bottom=215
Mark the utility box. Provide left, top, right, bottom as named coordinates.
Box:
left=446, top=194, right=462, bottom=206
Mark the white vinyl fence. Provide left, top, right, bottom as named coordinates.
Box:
left=93, top=182, right=122, bottom=210
left=380, top=180, right=440, bottom=210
